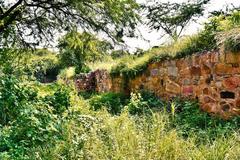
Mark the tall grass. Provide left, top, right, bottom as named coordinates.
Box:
left=40, top=109, right=240, bottom=160
left=1, top=83, right=239, bottom=160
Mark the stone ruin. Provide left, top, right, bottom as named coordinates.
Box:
left=75, top=50, right=240, bottom=119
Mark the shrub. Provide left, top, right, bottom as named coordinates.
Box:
left=33, top=59, right=61, bottom=82
left=140, top=90, right=165, bottom=108
left=89, top=92, right=128, bottom=115
left=224, top=36, right=240, bottom=53
left=25, top=50, right=61, bottom=83
left=0, top=104, right=60, bottom=159
left=127, top=92, right=149, bottom=115
left=111, top=50, right=130, bottom=59
left=127, top=91, right=165, bottom=115
left=171, top=98, right=240, bottom=141
left=175, top=19, right=219, bottom=58
left=0, top=75, right=38, bottom=125
left=43, top=87, right=71, bottom=115
left=58, top=31, right=111, bottom=73
left=217, top=28, right=240, bottom=53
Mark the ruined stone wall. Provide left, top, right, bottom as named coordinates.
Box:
left=76, top=51, right=240, bottom=118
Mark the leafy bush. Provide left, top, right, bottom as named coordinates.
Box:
left=0, top=104, right=60, bottom=159
left=127, top=92, right=149, bottom=115
left=175, top=19, right=219, bottom=58
left=140, top=91, right=165, bottom=108
left=171, top=98, right=240, bottom=141
left=58, top=31, right=111, bottom=73
left=0, top=75, right=38, bottom=125
left=217, top=28, right=240, bottom=53
left=89, top=92, right=128, bottom=115
left=78, top=91, right=98, bottom=99
left=25, top=50, right=61, bottom=83
left=33, top=59, right=61, bottom=82
left=0, top=76, right=62, bottom=159
left=44, top=87, right=71, bottom=115
left=224, top=36, right=240, bottom=53
left=127, top=91, right=165, bottom=115
left=111, top=50, right=130, bottom=59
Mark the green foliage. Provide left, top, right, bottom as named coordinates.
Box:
left=0, top=0, right=139, bottom=48
left=58, top=31, right=112, bottom=73
left=217, top=28, right=240, bottom=53
left=110, top=54, right=151, bottom=78
left=127, top=91, right=164, bottom=115
left=174, top=16, right=222, bottom=58
left=0, top=75, right=37, bottom=125
left=44, top=87, right=71, bottom=115
left=111, top=50, right=130, bottom=59
left=0, top=76, right=62, bottom=159
left=24, top=49, right=60, bottom=82
left=0, top=104, right=60, bottom=160
left=127, top=92, right=149, bottom=115
left=0, top=49, right=30, bottom=77
left=224, top=36, right=240, bottom=53
left=212, top=11, right=240, bottom=53
left=146, top=0, right=210, bottom=41
left=0, top=81, right=240, bottom=159
left=89, top=92, right=127, bottom=115
left=78, top=91, right=98, bottom=99
left=171, top=99, right=240, bottom=142
left=48, top=105, right=240, bottom=160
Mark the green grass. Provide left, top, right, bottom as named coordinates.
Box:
left=29, top=81, right=60, bottom=97
left=37, top=104, right=240, bottom=160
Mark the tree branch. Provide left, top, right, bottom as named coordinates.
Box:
left=0, top=0, right=23, bottom=20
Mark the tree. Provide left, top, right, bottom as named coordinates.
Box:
left=58, top=30, right=112, bottom=73
left=0, top=0, right=139, bottom=48
left=145, top=0, right=210, bottom=41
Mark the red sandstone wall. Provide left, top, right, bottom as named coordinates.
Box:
left=76, top=51, right=240, bottom=118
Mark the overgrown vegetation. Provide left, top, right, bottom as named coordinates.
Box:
left=1, top=2, right=240, bottom=160
left=1, top=81, right=239, bottom=159
left=24, top=49, right=61, bottom=83
left=108, top=10, right=240, bottom=86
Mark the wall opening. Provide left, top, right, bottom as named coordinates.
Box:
left=220, top=91, right=235, bottom=99
left=160, top=79, right=164, bottom=86
left=222, top=104, right=230, bottom=111
left=205, top=75, right=213, bottom=84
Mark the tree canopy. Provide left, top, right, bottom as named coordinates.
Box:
left=0, top=0, right=139, bottom=48
left=58, top=30, right=112, bottom=73
left=145, top=0, right=210, bottom=41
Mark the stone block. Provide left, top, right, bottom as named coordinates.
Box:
left=158, top=68, right=166, bottom=76
left=165, top=80, right=181, bottom=94
left=192, top=77, right=200, bottom=85
left=201, top=103, right=218, bottom=114
left=203, top=95, right=216, bottom=103
left=200, top=53, right=210, bottom=64
left=201, top=64, right=211, bottom=75
left=167, top=66, right=178, bottom=77
left=150, top=69, right=159, bottom=76
left=191, top=66, right=201, bottom=76
left=223, top=77, right=240, bottom=90
left=210, top=51, right=219, bottom=63
left=182, top=78, right=191, bottom=85
left=214, top=63, right=240, bottom=75
left=192, top=55, right=200, bottom=66
left=225, top=52, right=240, bottom=64
left=215, top=81, right=222, bottom=88
left=182, top=86, right=194, bottom=96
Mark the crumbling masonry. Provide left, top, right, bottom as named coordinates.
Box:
left=75, top=51, right=240, bottom=119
